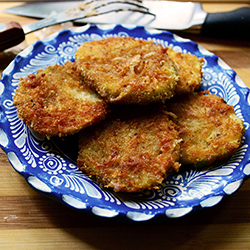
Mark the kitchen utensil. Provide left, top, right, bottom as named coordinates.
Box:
left=3, top=1, right=250, bottom=40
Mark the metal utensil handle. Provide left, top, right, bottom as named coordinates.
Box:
left=0, top=22, right=25, bottom=51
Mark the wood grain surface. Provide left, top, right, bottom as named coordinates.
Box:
left=0, top=2, right=250, bottom=250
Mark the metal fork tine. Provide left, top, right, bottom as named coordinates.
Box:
left=75, top=0, right=156, bottom=19
left=94, top=1, right=150, bottom=12
left=23, top=0, right=156, bottom=35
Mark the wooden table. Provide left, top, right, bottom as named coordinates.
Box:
left=1, top=1, right=250, bottom=249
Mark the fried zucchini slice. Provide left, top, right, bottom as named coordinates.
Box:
left=167, top=47, right=203, bottom=95
left=13, top=62, right=108, bottom=137
left=166, top=91, right=245, bottom=167
left=78, top=105, right=181, bottom=192
left=75, top=36, right=178, bottom=105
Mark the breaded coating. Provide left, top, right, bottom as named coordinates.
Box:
left=13, top=62, right=108, bottom=137
left=167, top=47, right=203, bottom=95
left=166, top=91, right=245, bottom=167
left=78, top=105, right=181, bottom=193
left=75, top=36, right=178, bottom=105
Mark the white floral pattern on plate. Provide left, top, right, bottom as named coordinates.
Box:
left=0, top=24, right=250, bottom=222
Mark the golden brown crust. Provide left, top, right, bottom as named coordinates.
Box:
left=13, top=61, right=108, bottom=137
left=167, top=47, right=203, bottom=95
left=75, top=36, right=178, bottom=105
left=166, top=91, right=245, bottom=167
left=77, top=105, right=181, bottom=192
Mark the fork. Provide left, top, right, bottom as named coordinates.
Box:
left=0, top=0, right=155, bottom=51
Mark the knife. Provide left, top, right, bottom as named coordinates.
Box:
left=1, top=1, right=250, bottom=51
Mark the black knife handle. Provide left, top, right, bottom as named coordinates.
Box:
left=0, top=22, right=25, bottom=51
left=201, top=7, right=250, bottom=39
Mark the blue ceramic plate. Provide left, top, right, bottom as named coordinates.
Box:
left=1, top=25, right=250, bottom=222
